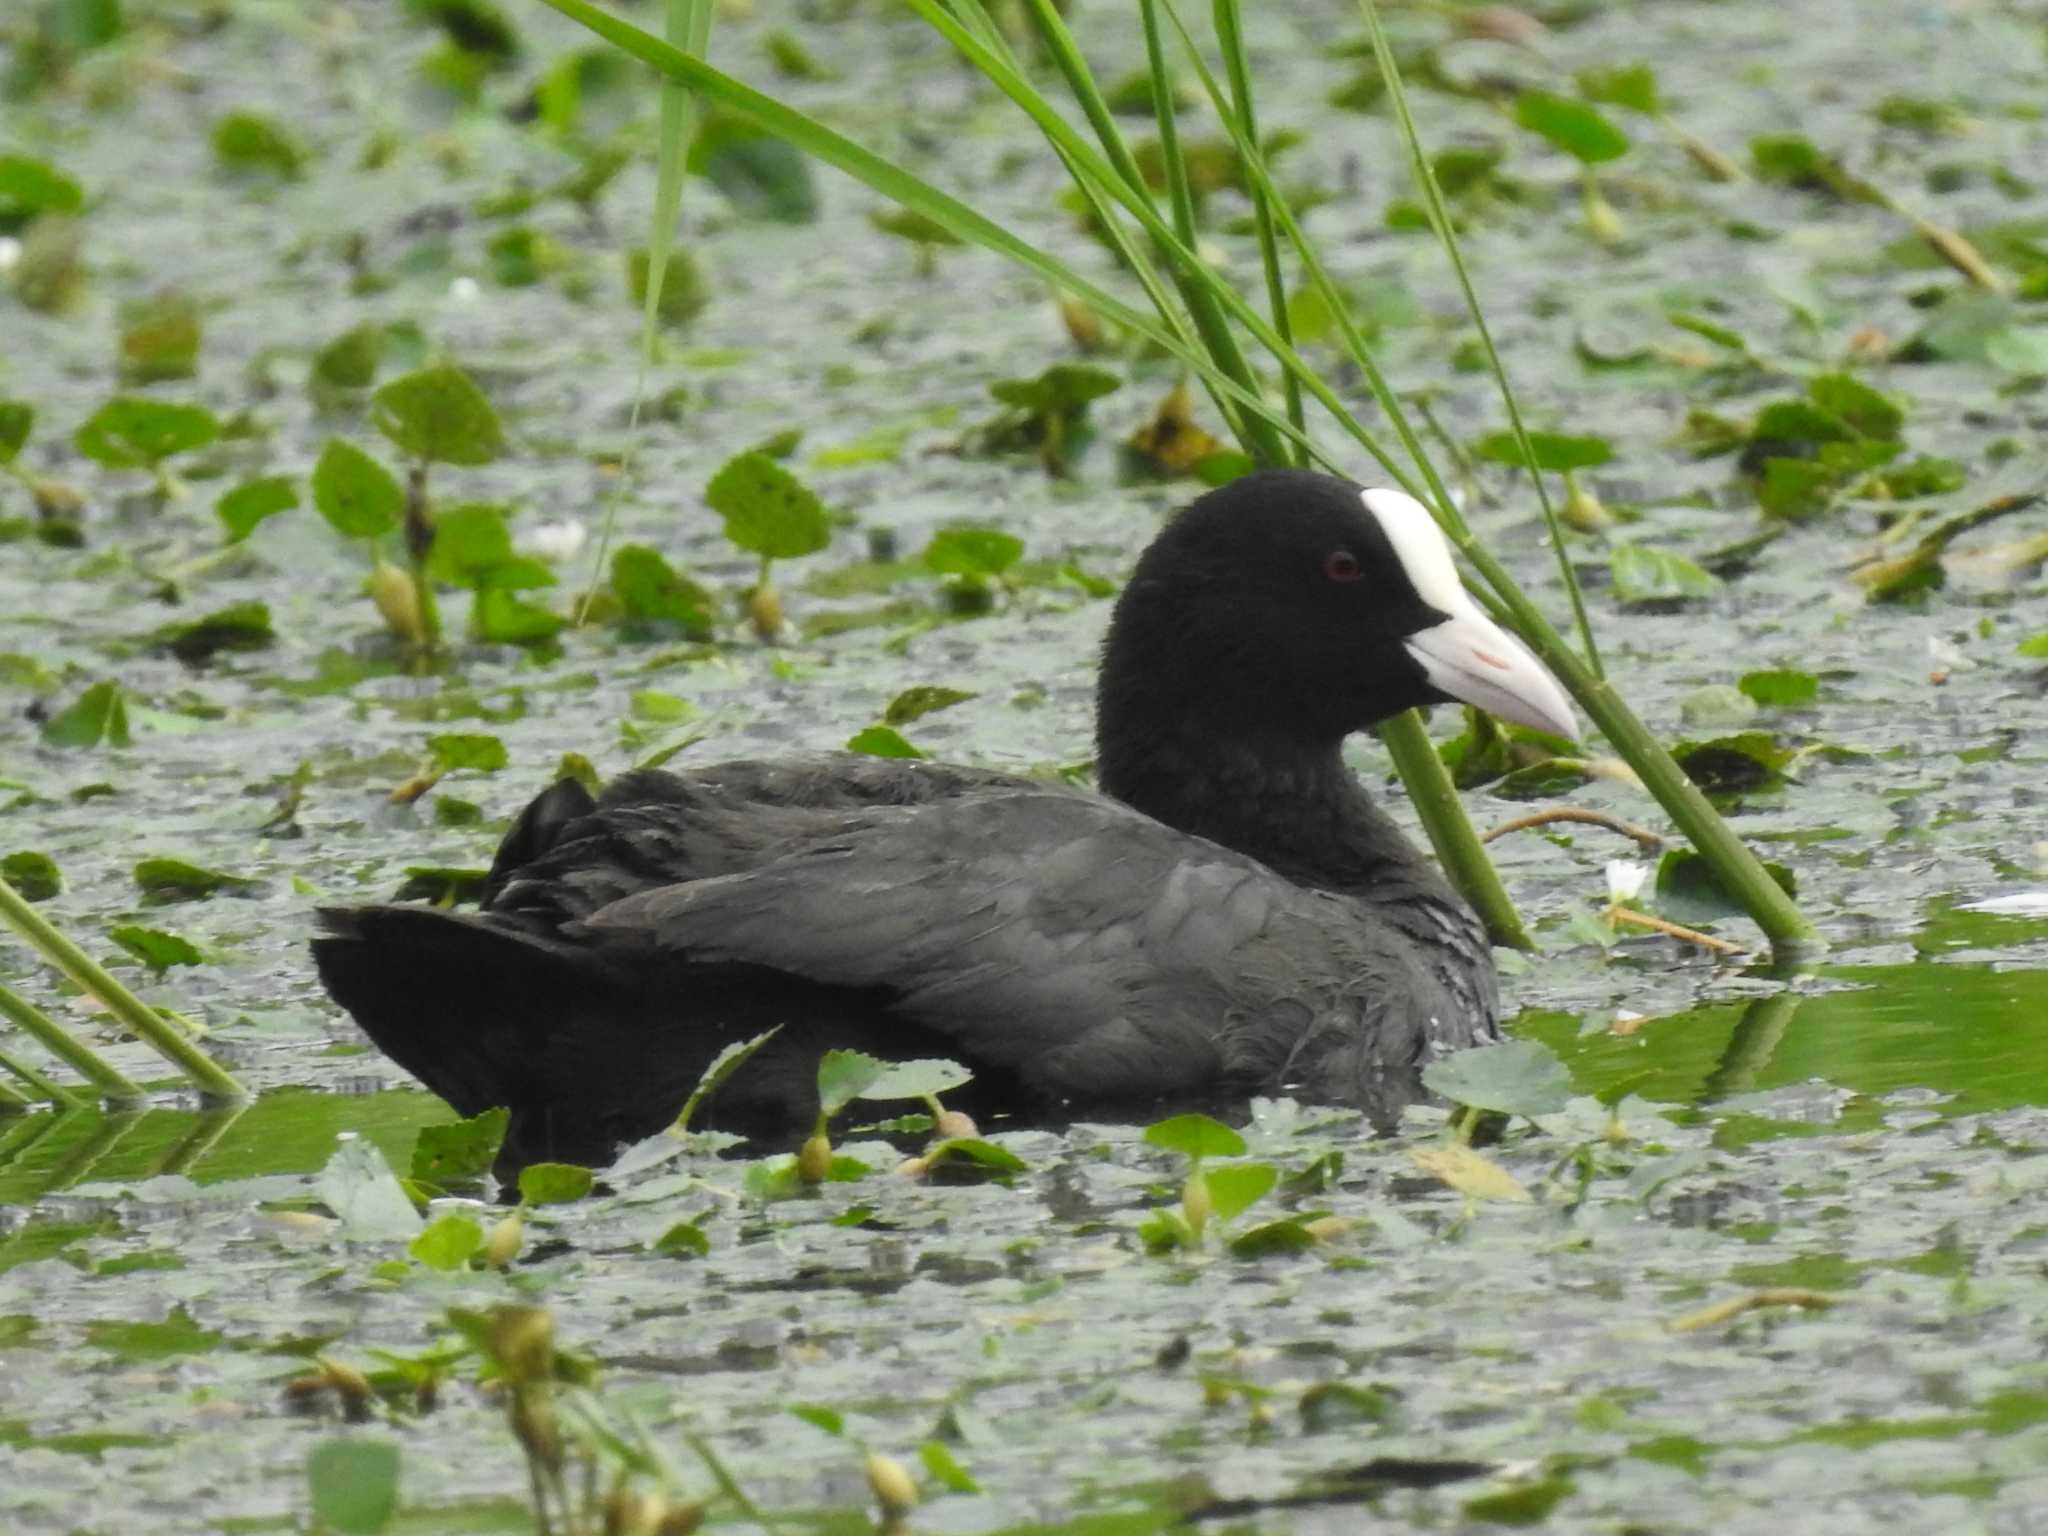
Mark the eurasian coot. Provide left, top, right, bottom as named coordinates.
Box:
left=314, top=470, right=1575, bottom=1170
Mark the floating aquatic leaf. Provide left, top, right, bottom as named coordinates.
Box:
left=921, top=1441, right=980, bottom=1494
left=884, top=686, right=976, bottom=726
left=1678, top=684, right=1758, bottom=730
left=410, top=1214, right=484, bottom=1272
left=41, top=681, right=130, bottom=749
left=118, top=291, right=201, bottom=383
left=611, top=544, right=715, bottom=633
left=216, top=475, right=298, bottom=542
left=817, top=1048, right=890, bottom=1116
left=212, top=111, right=305, bottom=178
left=1672, top=732, right=1796, bottom=796
left=470, top=587, right=562, bottom=645
left=1985, top=326, right=2048, bottom=374
left=1739, top=669, right=1820, bottom=707
left=1423, top=1039, right=1573, bottom=1118
left=312, top=440, right=403, bottom=540
left=108, top=924, right=204, bottom=971
left=85, top=1305, right=225, bottom=1362
left=409, top=1107, right=508, bottom=1186
left=1204, top=1163, right=1278, bottom=1224
left=426, top=733, right=507, bottom=774
left=517, top=1162, right=594, bottom=1205
left=924, top=527, right=1023, bottom=579
left=1144, top=1113, right=1245, bottom=1160
left=1299, top=1381, right=1399, bottom=1431
left=705, top=451, right=831, bottom=560
left=2, top=850, right=61, bottom=900
left=306, top=1439, right=401, bottom=1535
left=690, top=109, right=818, bottom=222
left=847, top=725, right=924, bottom=759
left=0, top=400, right=31, bottom=462
left=1409, top=1144, right=1532, bottom=1203
left=1656, top=848, right=1797, bottom=924
left=1515, top=93, right=1629, bottom=164
left=926, top=1137, right=1028, bottom=1175
left=627, top=246, right=708, bottom=326
left=371, top=364, right=504, bottom=467
left=0, top=156, right=84, bottom=229
left=423, top=502, right=516, bottom=586
left=134, top=856, right=257, bottom=901
left=654, top=1220, right=710, bottom=1257
left=1577, top=62, right=1660, bottom=116
left=1227, top=1218, right=1319, bottom=1258
left=74, top=397, right=220, bottom=469
left=1609, top=543, right=1721, bottom=603
left=314, top=322, right=387, bottom=391
left=1474, top=430, right=1612, bottom=473
left=317, top=1136, right=424, bottom=1241
left=155, top=600, right=275, bottom=663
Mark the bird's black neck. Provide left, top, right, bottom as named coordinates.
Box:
left=1096, top=704, right=1464, bottom=916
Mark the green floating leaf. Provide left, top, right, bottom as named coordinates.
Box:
left=2, top=850, right=61, bottom=901
left=2019, top=632, right=2048, bottom=659
left=427, top=732, right=507, bottom=774
left=74, top=397, right=220, bottom=470
left=817, top=1048, right=890, bottom=1116
left=884, top=686, right=976, bottom=726
left=410, top=1214, right=484, bottom=1272
left=212, top=111, right=306, bottom=179
left=1473, top=430, right=1612, bottom=474
left=216, top=475, right=298, bottom=542
left=517, top=1162, right=594, bottom=1205
left=1299, top=1381, right=1399, bottom=1432
left=1228, top=1218, right=1319, bottom=1259
left=1463, top=1473, right=1573, bottom=1525
left=41, top=681, right=130, bottom=749
left=156, top=600, right=275, bottom=663
left=1514, top=92, right=1630, bottom=164
left=1205, top=1163, right=1277, bottom=1224
left=924, top=527, right=1023, bottom=579
left=1609, top=543, right=1721, bottom=604
left=134, top=857, right=257, bottom=901
left=871, top=207, right=963, bottom=247
left=858, top=1057, right=974, bottom=1100
left=846, top=725, right=924, bottom=759
left=926, top=1137, right=1028, bottom=1175
left=1656, top=848, right=1796, bottom=925
left=312, top=440, right=404, bottom=540
left=1144, top=1112, right=1245, bottom=1160
left=990, top=362, right=1120, bottom=420
left=0, top=400, right=32, bottom=462
left=392, top=866, right=489, bottom=904
left=1577, top=63, right=1660, bottom=116
left=1738, top=669, right=1820, bottom=707
left=1671, top=732, right=1796, bottom=796
left=471, top=587, right=564, bottom=645
left=705, top=451, right=831, bottom=561
left=789, top=1404, right=844, bottom=1436
left=690, top=109, right=819, bottom=222
left=1422, top=1039, right=1573, bottom=1118
left=306, top=1439, right=401, bottom=1536
left=1985, top=327, right=2048, bottom=375
left=371, top=364, right=505, bottom=467
left=0, top=156, right=85, bottom=229
left=611, top=544, right=715, bottom=634
left=108, top=924, right=205, bottom=971
left=921, top=1440, right=980, bottom=1494
left=654, top=1220, right=710, bottom=1258
left=118, top=291, right=202, bottom=384
left=314, top=322, right=387, bottom=391
left=409, top=1106, right=508, bottom=1186
left=627, top=246, right=709, bottom=327
left=85, top=1304, right=223, bottom=1362
left=1806, top=373, right=1903, bottom=441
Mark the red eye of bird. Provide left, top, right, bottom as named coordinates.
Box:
left=1323, top=549, right=1363, bottom=583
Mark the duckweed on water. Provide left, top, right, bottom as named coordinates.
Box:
left=3, top=0, right=2048, bottom=1531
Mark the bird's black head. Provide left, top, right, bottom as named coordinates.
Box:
left=1098, top=469, right=1575, bottom=764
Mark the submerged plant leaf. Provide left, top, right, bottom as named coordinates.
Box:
left=371, top=364, right=504, bottom=467
left=1423, top=1039, right=1572, bottom=1118
left=705, top=451, right=831, bottom=560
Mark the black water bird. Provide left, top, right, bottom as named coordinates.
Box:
left=314, top=470, right=1576, bottom=1171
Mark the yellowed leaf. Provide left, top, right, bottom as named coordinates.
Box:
left=1410, top=1144, right=1532, bottom=1203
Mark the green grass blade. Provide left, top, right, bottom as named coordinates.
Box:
left=1212, top=0, right=1305, bottom=459
left=576, top=0, right=711, bottom=626
left=534, top=0, right=1318, bottom=464
left=1355, top=0, right=1603, bottom=677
